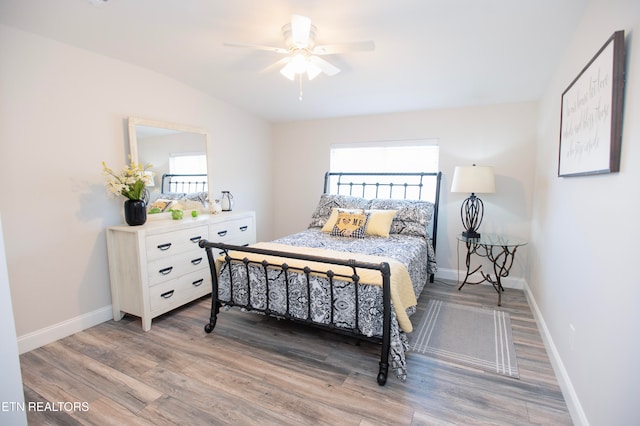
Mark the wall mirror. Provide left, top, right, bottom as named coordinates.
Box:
left=128, top=116, right=210, bottom=210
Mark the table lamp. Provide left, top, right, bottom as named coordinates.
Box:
left=451, top=164, right=495, bottom=239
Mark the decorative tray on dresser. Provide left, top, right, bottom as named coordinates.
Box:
left=106, top=211, right=256, bottom=330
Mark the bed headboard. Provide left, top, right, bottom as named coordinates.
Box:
left=323, top=171, right=442, bottom=251
left=161, top=173, right=208, bottom=194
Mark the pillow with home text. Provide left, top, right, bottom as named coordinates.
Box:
left=330, top=211, right=369, bottom=238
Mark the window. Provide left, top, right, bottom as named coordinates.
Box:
left=330, top=140, right=439, bottom=173
left=168, top=152, right=208, bottom=192
left=169, top=152, right=207, bottom=175
left=328, top=140, right=439, bottom=200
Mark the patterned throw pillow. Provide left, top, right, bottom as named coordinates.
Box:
left=184, top=191, right=209, bottom=206
left=330, top=211, right=369, bottom=238
left=309, top=194, right=370, bottom=228
left=368, top=199, right=434, bottom=237
left=321, top=208, right=364, bottom=232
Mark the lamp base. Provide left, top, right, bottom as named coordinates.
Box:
left=461, top=230, right=481, bottom=239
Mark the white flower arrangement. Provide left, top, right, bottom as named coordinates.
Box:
left=102, top=160, right=153, bottom=201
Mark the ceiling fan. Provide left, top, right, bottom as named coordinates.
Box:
left=224, top=14, right=375, bottom=82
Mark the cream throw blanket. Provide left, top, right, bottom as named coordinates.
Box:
left=217, top=241, right=418, bottom=333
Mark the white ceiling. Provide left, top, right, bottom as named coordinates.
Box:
left=0, top=0, right=589, bottom=123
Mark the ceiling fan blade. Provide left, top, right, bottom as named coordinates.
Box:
left=311, top=41, right=375, bottom=55
left=308, top=55, right=340, bottom=76
left=290, top=14, right=312, bottom=48
left=260, top=57, right=291, bottom=74
left=223, top=42, right=289, bottom=54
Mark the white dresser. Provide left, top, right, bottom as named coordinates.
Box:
left=106, top=211, right=256, bottom=330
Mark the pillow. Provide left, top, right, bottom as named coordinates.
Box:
left=183, top=191, right=209, bottom=207
left=309, top=194, right=370, bottom=228
left=364, top=209, right=398, bottom=237
left=158, top=192, right=187, bottom=200
left=330, top=211, right=369, bottom=238
left=321, top=208, right=364, bottom=232
left=368, top=199, right=434, bottom=237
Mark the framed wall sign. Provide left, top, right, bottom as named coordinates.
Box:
left=558, top=30, right=625, bottom=177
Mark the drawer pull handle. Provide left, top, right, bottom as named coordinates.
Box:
left=190, top=236, right=202, bottom=243
left=239, top=226, right=248, bottom=231
left=217, top=230, right=228, bottom=237
left=192, top=279, right=204, bottom=287
left=161, top=290, right=175, bottom=299
left=157, top=243, right=172, bottom=251
left=159, top=266, right=173, bottom=275
left=191, top=257, right=203, bottom=265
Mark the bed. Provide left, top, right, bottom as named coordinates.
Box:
left=199, top=171, right=442, bottom=385
left=147, top=173, right=209, bottom=213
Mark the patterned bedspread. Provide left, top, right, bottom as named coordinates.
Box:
left=275, top=228, right=437, bottom=293
left=216, top=228, right=436, bottom=381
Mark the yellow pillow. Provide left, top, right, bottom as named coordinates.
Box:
left=321, top=208, right=363, bottom=232
left=364, top=209, right=398, bottom=237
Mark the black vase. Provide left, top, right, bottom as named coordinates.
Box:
left=124, top=199, right=147, bottom=226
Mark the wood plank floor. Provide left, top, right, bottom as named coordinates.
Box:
left=20, top=279, right=572, bottom=425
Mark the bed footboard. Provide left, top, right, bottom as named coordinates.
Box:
left=199, top=240, right=392, bottom=385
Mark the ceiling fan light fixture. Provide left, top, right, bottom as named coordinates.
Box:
left=290, top=53, right=308, bottom=72
left=306, top=62, right=322, bottom=80
left=279, top=60, right=297, bottom=80
left=280, top=53, right=321, bottom=81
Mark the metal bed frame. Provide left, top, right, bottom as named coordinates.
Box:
left=199, top=171, right=442, bottom=385
left=161, top=173, right=208, bottom=194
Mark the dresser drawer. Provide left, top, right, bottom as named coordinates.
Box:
left=146, top=226, right=209, bottom=261
left=149, top=270, right=212, bottom=312
left=147, top=250, right=208, bottom=286
left=209, top=218, right=253, bottom=242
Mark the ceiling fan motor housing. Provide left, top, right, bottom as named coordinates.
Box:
left=282, top=22, right=317, bottom=50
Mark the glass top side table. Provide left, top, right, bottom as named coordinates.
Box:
left=456, top=233, right=528, bottom=306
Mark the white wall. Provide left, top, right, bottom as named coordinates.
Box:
left=530, top=0, right=640, bottom=424
left=0, top=214, right=27, bottom=425
left=0, top=25, right=272, bottom=345
left=272, top=102, right=538, bottom=282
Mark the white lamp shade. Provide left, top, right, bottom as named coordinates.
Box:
left=451, top=165, right=495, bottom=194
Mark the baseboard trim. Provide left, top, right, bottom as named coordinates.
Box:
left=17, top=305, right=112, bottom=354
left=522, top=282, right=588, bottom=426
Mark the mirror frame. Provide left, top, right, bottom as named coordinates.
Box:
left=128, top=116, right=211, bottom=204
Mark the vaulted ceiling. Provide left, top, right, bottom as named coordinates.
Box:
left=0, top=0, right=589, bottom=122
